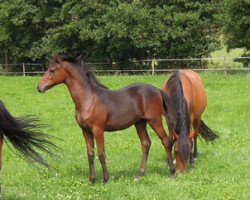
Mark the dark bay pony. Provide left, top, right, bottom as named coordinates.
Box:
left=161, top=70, right=219, bottom=173
left=0, top=100, right=56, bottom=191
left=37, top=55, right=177, bottom=182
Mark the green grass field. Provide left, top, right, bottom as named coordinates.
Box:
left=0, top=73, right=249, bottom=200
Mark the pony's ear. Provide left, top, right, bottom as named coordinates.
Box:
left=53, top=55, right=63, bottom=64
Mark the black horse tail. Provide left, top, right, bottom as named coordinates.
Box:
left=199, top=120, right=219, bottom=141
left=164, top=71, right=190, bottom=162
left=0, top=100, right=57, bottom=168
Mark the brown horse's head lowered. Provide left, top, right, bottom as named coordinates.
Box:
left=38, top=55, right=178, bottom=182
left=162, top=70, right=219, bottom=173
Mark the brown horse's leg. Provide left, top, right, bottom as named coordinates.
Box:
left=83, top=131, right=96, bottom=183
left=189, top=136, right=195, bottom=167
left=92, top=127, right=109, bottom=183
left=0, top=133, right=3, bottom=192
left=148, top=119, right=176, bottom=177
left=193, top=136, right=198, bottom=158
left=193, top=118, right=201, bottom=158
left=135, top=120, right=151, bottom=176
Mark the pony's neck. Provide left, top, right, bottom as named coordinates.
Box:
left=64, top=65, right=95, bottom=111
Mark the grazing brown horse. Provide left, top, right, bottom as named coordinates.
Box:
left=161, top=70, right=219, bottom=173
left=37, top=55, right=177, bottom=182
left=0, top=100, right=56, bottom=192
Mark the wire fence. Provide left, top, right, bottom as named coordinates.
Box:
left=0, top=56, right=250, bottom=76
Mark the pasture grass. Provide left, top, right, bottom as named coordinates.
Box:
left=0, top=73, right=249, bottom=200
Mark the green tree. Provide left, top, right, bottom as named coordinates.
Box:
left=0, top=0, right=63, bottom=64
left=221, top=0, right=250, bottom=67
left=1, top=0, right=222, bottom=69
left=32, top=0, right=221, bottom=68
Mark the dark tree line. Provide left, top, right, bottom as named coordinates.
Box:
left=0, top=0, right=249, bottom=69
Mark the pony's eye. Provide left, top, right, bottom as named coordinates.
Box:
left=49, top=69, right=55, bottom=73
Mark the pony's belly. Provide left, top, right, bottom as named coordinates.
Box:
left=105, top=115, right=140, bottom=132
left=104, top=124, right=133, bottom=132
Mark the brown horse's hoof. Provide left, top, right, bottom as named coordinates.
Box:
left=193, top=153, right=198, bottom=159
left=139, top=169, right=146, bottom=176
left=189, top=159, right=195, bottom=168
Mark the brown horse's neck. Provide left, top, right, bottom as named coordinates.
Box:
left=63, top=66, right=96, bottom=111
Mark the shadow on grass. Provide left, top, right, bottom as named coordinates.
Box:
left=61, top=151, right=209, bottom=183
left=67, top=163, right=172, bottom=183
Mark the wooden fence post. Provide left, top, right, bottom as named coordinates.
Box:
left=22, top=63, right=25, bottom=76
left=151, top=59, right=157, bottom=75
left=223, top=57, right=227, bottom=75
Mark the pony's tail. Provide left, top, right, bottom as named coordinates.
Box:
left=0, top=101, right=57, bottom=168
left=199, top=120, right=219, bottom=141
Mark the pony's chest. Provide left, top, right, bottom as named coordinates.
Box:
left=75, top=111, right=93, bottom=131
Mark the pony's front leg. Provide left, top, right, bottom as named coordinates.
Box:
left=92, top=127, right=109, bottom=183
left=83, top=131, right=96, bottom=183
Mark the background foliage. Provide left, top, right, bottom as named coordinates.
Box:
left=1, top=0, right=249, bottom=68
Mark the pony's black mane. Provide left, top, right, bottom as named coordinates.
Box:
left=56, top=55, right=108, bottom=89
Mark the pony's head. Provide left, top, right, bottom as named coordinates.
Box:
left=37, top=55, right=68, bottom=93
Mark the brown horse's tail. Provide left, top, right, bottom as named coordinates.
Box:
left=0, top=100, right=57, bottom=168
left=199, top=120, right=219, bottom=141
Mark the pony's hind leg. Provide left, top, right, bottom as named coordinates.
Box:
left=82, top=130, right=96, bottom=183
left=193, top=118, right=202, bottom=159
left=135, top=120, right=151, bottom=176
left=148, top=119, right=176, bottom=177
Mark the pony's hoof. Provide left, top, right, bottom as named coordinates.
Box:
left=169, top=168, right=176, bottom=178
left=89, top=177, right=96, bottom=184
left=103, top=175, right=109, bottom=183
